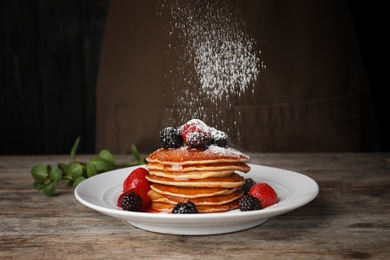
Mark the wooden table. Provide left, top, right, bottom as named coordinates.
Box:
left=1, top=153, right=389, bottom=259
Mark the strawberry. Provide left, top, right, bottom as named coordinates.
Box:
left=117, top=188, right=151, bottom=211
left=181, top=119, right=211, bottom=149
left=123, top=167, right=150, bottom=193
left=248, top=183, right=279, bottom=208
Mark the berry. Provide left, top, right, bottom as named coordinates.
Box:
left=210, top=127, right=229, bottom=147
left=185, top=132, right=211, bottom=149
left=241, top=178, right=256, bottom=194
left=117, top=188, right=151, bottom=211
left=172, top=201, right=199, bottom=214
left=249, top=183, right=279, bottom=208
left=238, top=194, right=261, bottom=211
left=181, top=119, right=211, bottom=149
left=160, top=127, right=183, bottom=148
left=123, top=167, right=150, bottom=193
left=119, top=191, right=143, bottom=211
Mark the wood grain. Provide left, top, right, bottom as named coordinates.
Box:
left=1, top=154, right=389, bottom=259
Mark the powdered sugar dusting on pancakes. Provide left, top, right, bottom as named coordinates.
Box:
left=147, top=145, right=249, bottom=165
left=206, top=145, right=249, bottom=159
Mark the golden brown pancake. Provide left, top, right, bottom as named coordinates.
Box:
left=150, top=183, right=237, bottom=198
left=150, top=201, right=239, bottom=213
left=146, top=173, right=244, bottom=188
left=148, top=189, right=243, bottom=205
left=147, top=169, right=235, bottom=179
left=146, top=162, right=251, bottom=173
left=146, top=146, right=250, bottom=166
left=145, top=143, right=250, bottom=213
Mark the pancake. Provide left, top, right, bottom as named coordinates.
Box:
left=146, top=173, right=244, bottom=188
left=150, top=183, right=237, bottom=198
left=146, top=162, right=251, bottom=173
left=146, top=145, right=250, bottom=166
left=148, top=169, right=235, bottom=179
left=148, top=189, right=243, bottom=205
left=150, top=201, right=239, bottom=213
left=140, top=120, right=252, bottom=213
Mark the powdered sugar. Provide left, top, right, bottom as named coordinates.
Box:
left=159, top=0, right=264, bottom=143
left=148, top=145, right=249, bottom=164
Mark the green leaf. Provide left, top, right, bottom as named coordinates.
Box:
left=130, top=144, right=146, bottom=165
left=67, top=162, right=84, bottom=179
left=99, top=149, right=116, bottom=165
left=43, top=183, right=56, bottom=196
left=128, top=161, right=140, bottom=166
left=85, top=162, right=97, bottom=178
left=130, top=144, right=142, bottom=162
left=89, top=157, right=115, bottom=172
left=49, top=168, right=62, bottom=182
left=70, top=136, right=81, bottom=160
left=58, top=163, right=68, bottom=173
left=31, top=164, right=50, bottom=180
left=73, top=176, right=86, bottom=188
left=32, top=180, right=45, bottom=191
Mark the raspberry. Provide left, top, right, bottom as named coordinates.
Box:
left=123, top=167, right=150, bottom=193
left=210, top=128, right=229, bottom=147
left=181, top=119, right=211, bottom=149
left=119, top=191, right=143, bottom=211
left=238, top=194, right=261, bottom=211
left=160, top=127, right=183, bottom=148
left=172, top=201, right=199, bottom=214
left=249, top=183, right=279, bottom=208
left=185, top=132, right=211, bottom=149
left=241, top=178, right=256, bottom=194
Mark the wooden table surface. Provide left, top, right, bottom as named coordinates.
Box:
left=1, top=153, right=389, bottom=259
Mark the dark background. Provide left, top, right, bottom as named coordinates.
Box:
left=1, top=0, right=389, bottom=155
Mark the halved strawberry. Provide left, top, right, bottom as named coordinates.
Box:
left=123, top=167, right=150, bottom=193
left=248, top=183, right=279, bottom=208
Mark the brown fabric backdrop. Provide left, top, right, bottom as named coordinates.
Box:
left=96, top=0, right=379, bottom=154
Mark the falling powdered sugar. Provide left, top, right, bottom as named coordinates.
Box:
left=159, top=0, right=264, bottom=144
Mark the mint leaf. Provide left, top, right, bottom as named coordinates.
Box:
left=33, top=180, right=45, bottom=191
left=85, top=162, right=97, bottom=178
left=70, top=136, right=81, bottom=160
left=99, top=149, right=115, bottom=165
left=89, top=157, right=115, bottom=172
left=130, top=144, right=142, bottom=162
left=49, top=168, right=62, bottom=182
left=67, top=162, right=83, bottom=179
left=43, top=183, right=56, bottom=196
left=73, top=176, right=86, bottom=188
left=31, top=164, right=50, bottom=180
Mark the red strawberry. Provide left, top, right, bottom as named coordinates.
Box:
left=181, top=119, right=211, bottom=148
left=123, top=167, right=150, bottom=193
left=117, top=188, right=151, bottom=211
left=248, top=183, right=279, bottom=208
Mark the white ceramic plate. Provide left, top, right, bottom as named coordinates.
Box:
left=74, top=164, right=319, bottom=235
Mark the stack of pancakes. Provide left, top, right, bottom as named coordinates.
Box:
left=145, top=145, right=251, bottom=213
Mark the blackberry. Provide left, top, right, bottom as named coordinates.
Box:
left=241, top=178, right=256, bottom=194
left=238, top=194, right=261, bottom=211
left=186, top=132, right=211, bottom=149
left=210, top=128, right=229, bottom=147
left=120, top=192, right=143, bottom=211
left=172, top=201, right=199, bottom=214
left=160, top=127, right=183, bottom=148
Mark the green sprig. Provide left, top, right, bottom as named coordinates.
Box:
left=31, top=137, right=145, bottom=196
